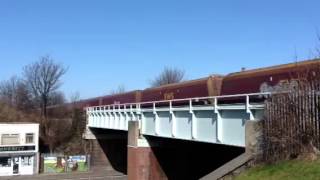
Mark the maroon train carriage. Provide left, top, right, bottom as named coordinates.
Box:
left=100, top=90, right=141, bottom=106
left=70, top=76, right=222, bottom=110
left=80, top=90, right=141, bottom=109
left=219, top=59, right=320, bottom=104
left=50, top=59, right=320, bottom=112
left=80, top=97, right=100, bottom=107
left=140, top=75, right=223, bottom=107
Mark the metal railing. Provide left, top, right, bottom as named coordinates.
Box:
left=86, top=92, right=271, bottom=115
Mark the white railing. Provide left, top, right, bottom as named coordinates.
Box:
left=87, top=92, right=270, bottom=115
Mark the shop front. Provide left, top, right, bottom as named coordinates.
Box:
left=0, top=154, right=37, bottom=175
left=0, top=123, right=39, bottom=176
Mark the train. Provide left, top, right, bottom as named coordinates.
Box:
left=55, top=59, right=320, bottom=110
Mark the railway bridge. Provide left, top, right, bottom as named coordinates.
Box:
left=85, top=93, right=268, bottom=180
left=87, top=93, right=267, bottom=147
left=81, top=59, right=320, bottom=180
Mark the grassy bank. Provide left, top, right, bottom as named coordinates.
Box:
left=235, top=160, right=320, bottom=180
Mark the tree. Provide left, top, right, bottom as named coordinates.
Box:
left=150, top=67, right=185, bottom=87
left=23, top=56, right=67, bottom=118
left=0, top=76, right=20, bottom=106
left=0, top=76, right=33, bottom=111
left=69, top=91, right=80, bottom=105
left=110, top=84, right=126, bottom=95
left=46, top=117, right=73, bottom=153
left=48, top=91, right=66, bottom=106
left=316, top=31, right=320, bottom=58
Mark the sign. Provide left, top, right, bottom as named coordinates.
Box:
left=164, top=92, right=174, bottom=100
left=0, top=146, right=35, bottom=152
left=43, top=155, right=89, bottom=173
left=67, top=155, right=88, bottom=172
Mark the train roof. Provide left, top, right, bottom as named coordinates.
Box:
left=143, top=74, right=223, bottom=91
left=225, top=59, right=320, bottom=79
left=80, top=90, right=141, bottom=102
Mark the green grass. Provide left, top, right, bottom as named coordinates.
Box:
left=44, top=162, right=89, bottom=173
left=77, top=162, right=88, bottom=171
left=44, top=163, right=65, bottom=173
left=236, top=160, right=320, bottom=180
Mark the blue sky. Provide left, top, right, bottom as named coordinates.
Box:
left=0, top=0, right=319, bottom=99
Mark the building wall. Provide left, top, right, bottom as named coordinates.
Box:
left=0, top=124, right=39, bottom=151
left=0, top=123, right=39, bottom=176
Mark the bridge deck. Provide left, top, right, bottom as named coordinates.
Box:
left=86, top=93, right=268, bottom=147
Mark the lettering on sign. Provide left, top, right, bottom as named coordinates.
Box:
left=113, top=101, right=121, bottom=105
left=164, top=92, right=174, bottom=100
left=0, top=146, right=35, bottom=152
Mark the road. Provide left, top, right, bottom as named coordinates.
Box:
left=0, top=170, right=127, bottom=180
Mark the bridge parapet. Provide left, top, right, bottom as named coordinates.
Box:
left=86, top=92, right=269, bottom=147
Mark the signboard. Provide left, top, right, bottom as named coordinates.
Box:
left=67, top=155, right=88, bottom=172
left=43, top=155, right=89, bottom=173
left=0, top=146, right=35, bottom=152
left=44, top=156, right=66, bottom=173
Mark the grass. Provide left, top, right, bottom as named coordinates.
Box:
left=235, top=160, right=320, bottom=180
left=44, top=162, right=88, bottom=173
left=77, top=162, right=88, bottom=172
left=44, top=163, right=65, bottom=173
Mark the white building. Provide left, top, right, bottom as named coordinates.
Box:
left=0, top=123, right=39, bottom=176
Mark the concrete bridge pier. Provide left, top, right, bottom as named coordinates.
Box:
left=127, top=121, right=166, bottom=180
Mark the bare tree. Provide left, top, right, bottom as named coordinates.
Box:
left=110, top=84, right=126, bottom=95
left=69, top=91, right=82, bottom=134
left=46, top=118, right=73, bottom=153
left=0, top=76, right=19, bottom=106
left=48, top=91, right=66, bottom=106
left=23, top=56, right=67, bottom=118
left=0, top=76, right=33, bottom=111
left=150, top=67, right=185, bottom=87
left=69, top=91, right=80, bottom=104
left=316, top=31, right=320, bottom=58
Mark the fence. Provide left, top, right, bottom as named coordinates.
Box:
left=41, top=153, right=90, bottom=174
left=263, top=87, right=320, bottom=162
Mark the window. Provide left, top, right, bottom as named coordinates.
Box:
left=25, top=133, right=34, bottom=144
left=21, top=156, right=33, bottom=166
left=0, top=157, right=11, bottom=167
left=1, top=134, right=19, bottom=145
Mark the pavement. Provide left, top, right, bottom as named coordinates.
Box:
left=0, top=170, right=127, bottom=180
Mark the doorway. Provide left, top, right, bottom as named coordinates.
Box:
left=13, top=157, right=19, bottom=174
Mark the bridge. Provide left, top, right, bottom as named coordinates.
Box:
left=82, top=60, right=320, bottom=179
left=85, top=92, right=269, bottom=179
left=87, top=92, right=267, bottom=147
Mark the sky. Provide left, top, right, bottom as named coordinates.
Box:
left=0, top=0, right=319, bottom=99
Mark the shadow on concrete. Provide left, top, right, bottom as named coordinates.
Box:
left=146, top=136, right=245, bottom=180
left=90, top=128, right=128, bottom=174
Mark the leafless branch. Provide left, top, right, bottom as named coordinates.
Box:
left=0, top=76, right=33, bottom=111
left=150, top=67, right=185, bottom=87
left=23, top=55, right=67, bottom=117
left=110, top=84, right=126, bottom=95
